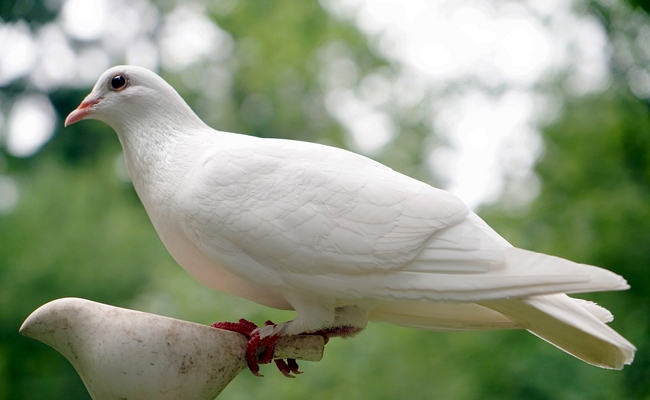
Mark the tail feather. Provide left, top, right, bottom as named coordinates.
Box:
left=369, top=296, right=615, bottom=332
left=571, top=298, right=614, bottom=323
left=369, top=301, right=521, bottom=331
left=483, top=294, right=635, bottom=369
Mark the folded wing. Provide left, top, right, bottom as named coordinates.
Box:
left=185, top=136, right=628, bottom=304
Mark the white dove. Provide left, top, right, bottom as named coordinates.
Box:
left=65, top=65, right=635, bottom=377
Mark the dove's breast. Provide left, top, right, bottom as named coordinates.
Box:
left=125, top=139, right=293, bottom=310
left=153, top=211, right=293, bottom=310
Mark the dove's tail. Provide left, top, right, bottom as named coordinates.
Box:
left=370, top=294, right=635, bottom=369
left=482, top=294, right=636, bottom=369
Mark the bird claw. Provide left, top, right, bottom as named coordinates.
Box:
left=211, top=318, right=302, bottom=378
left=274, top=358, right=302, bottom=378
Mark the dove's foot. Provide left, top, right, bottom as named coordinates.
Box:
left=212, top=319, right=362, bottom=377
left=211, top=319, right=301, bottom=378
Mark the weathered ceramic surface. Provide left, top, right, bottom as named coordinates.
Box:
left=20, top=298, right=324, bottom=400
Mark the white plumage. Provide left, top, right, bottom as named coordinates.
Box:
left=66, top=65, right=635, bottom=370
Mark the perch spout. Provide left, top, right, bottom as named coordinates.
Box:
left=20, top=298, right=324, bottom=400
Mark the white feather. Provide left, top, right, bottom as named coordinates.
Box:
left=483, top=295, right=635, bottom=369
left=73, top=65, right=636, bottom=368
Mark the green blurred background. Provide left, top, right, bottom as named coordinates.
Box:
left=1, top=0, right=649, bottom=398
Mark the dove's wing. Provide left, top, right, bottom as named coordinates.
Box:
left=182, top=133, right=627, bottom=303
left=183, top=133, right=465, bottom=271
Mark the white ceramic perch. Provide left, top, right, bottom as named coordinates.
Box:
left=20, top=298, right=324, bottom=400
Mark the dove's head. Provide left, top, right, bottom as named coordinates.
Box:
left=65, top=65, right=203, bottom=132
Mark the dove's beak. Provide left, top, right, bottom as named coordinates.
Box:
left=64, top=96, right=103, bottom=127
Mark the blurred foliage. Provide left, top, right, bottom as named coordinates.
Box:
left=1, top=0, right=650, bottom=399
left=0, top=0, right=57, bottom=24
left=624, top=0, right=650, bottom=14
left=482, top=89, right=650, bottom=399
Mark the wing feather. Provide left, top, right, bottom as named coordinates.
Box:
left=185, top=136, right=469, bottom=278
left=183, top=135, right=627, bottom=304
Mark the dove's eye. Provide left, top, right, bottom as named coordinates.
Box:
left=109, top=74, right=128, bottom=91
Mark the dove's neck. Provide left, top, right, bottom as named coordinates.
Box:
left=114, top=105, right=209, bottom=214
